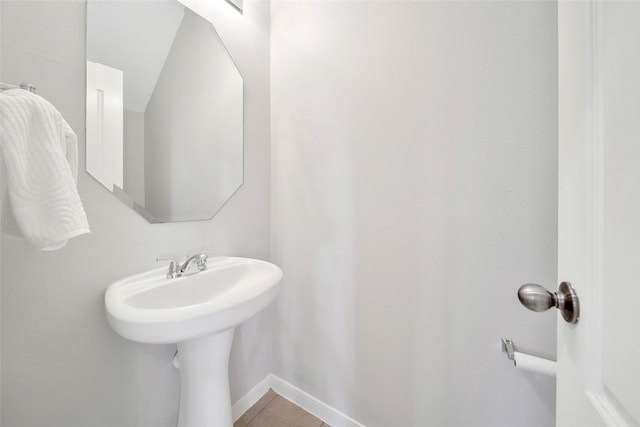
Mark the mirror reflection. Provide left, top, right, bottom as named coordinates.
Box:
left=86, top=0, right=243, bottom=223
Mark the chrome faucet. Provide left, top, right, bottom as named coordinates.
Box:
left=157, top=249, right=214, bottom=279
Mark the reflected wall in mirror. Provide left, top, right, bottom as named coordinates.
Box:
left=86, top=0, right=243, bottom=223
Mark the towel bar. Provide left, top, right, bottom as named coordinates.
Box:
left=0, top=82, right=36, bottom=93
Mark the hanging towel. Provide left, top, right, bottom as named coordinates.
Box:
left=0, top=89, right=90, bottom=250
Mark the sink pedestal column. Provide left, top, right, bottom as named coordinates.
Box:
left=176, top=328, right=235, bottom=427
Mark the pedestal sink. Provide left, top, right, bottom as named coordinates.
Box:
left=104, top=256, right=283, bottom=427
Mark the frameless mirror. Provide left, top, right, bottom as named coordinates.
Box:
left=85, top=0, right=243, bottom=223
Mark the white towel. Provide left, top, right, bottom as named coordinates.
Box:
left=0, top=89, right=90, bottom=250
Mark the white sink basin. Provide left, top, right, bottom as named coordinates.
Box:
left=104, top=256, right=283, bottom=427
left=105, top=256, right=282, bottom=344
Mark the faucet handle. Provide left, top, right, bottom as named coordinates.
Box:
left=156, top=255, right=180, bottom=264
left=156, top=256, right=180, bottom=279
left=192, top=248, right=214, bottom=271
left=195, top=248, right=215, bottom=264
left=198, top=248, right=215, bottom=268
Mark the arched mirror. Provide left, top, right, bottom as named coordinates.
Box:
left=85, top=0, right=243, bottom=223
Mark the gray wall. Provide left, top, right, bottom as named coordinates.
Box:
left=271, top=1, right=558, bottom=426
left=0, top=1, right=270, bottom=426
left=123, top=109, right=145, bottom=205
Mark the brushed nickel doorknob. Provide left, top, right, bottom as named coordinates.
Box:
left=518, top=282, right=579, bottom=324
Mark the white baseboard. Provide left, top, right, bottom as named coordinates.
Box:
left=232, top=374, right=365, bottom=427
left=231, top=374, right=273, bottom=422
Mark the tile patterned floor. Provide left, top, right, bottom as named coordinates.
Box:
left=234, top=389, right=331, bottom=427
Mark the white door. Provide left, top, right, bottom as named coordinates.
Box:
left=558, top=1, right=640, bottom=425
left=86, top=60, right=124, bottom=192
